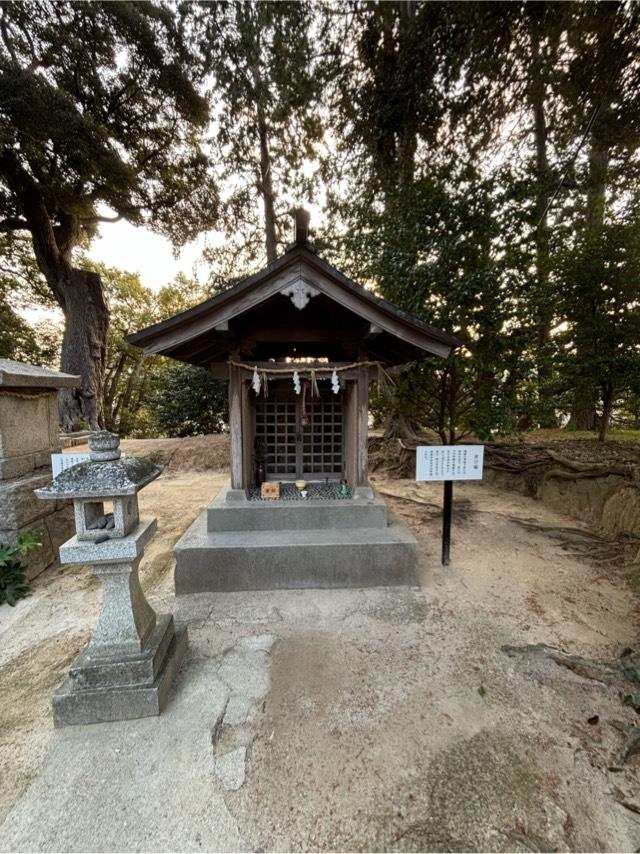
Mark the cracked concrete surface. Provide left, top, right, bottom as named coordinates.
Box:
left=214, top=746, right=247, bottom=792
left=2, top=465, right=640, bottom=851
left=211, top=634, right=274, bottom=790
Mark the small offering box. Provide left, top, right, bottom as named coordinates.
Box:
left=261, top=481, right=280, bottom=500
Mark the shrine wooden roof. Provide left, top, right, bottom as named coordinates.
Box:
left=127, top=243, right=461, bottom=367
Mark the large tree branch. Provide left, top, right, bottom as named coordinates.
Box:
left=0, top=9, right=18, bottom=64
left=80, top=212, right=123, bottom=225
left=0, top=151, right=66, bottom=286
left=0, top=217, right=29, bottom=231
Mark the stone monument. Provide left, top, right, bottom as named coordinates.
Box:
left=0, top=359, right=79, bottom=578
left=35, top=431, right=187, bottom=727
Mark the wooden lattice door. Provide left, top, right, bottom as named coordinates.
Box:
left=300, top=391, right=343, bottom=479
left=255, top=385, right=343, bottom=480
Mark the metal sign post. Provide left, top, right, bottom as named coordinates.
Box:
left=416, top=445, right=484, bottom=566
left=442, top=480, right=453, bottom=566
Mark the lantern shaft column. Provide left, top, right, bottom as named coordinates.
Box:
left=90, top=557, right=156, bottom=656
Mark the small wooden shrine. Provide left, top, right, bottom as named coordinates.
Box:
left=129, top=210, right=458, bottom=496
left=129, top=211, right=458, bottom=596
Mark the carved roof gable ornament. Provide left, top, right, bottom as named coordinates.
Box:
left=280, top=278, right=320, bottom=310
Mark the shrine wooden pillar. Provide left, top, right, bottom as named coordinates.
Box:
left=344, top=380, right=357, bottom=486
left=355, top=361, right=369, bottom=487
left=228, top=360, right=243, bottom=489
left=241, top=379, right=254, bottom=488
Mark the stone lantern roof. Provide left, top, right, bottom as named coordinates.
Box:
left=0, top=358, right=80, bottom=388
left=35, top=431, right=161, bottom=500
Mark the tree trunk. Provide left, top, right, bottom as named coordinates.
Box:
left=104, top=351, right=128, bottom=426
left=56, top=267, right=109, bottom=431
left=382, top=409, right=419, bottom=441
left=447, top=360, right=459, bottom=444
left=529, top=16, right=556, bottom=428
left=396, top=0, right=418, bottom=192
left=569, top=131, right=610, bottom=432
left=133, top=370, right=149, bottom=412
left=116, top=353, right=145, bottom=428
left=598, top=381, right=614, bottom=442
left=568, top=395, right=599, bottom=431
left=571, top=12, right=614, bottom=431
left=586, top=126, right=610, bottom=233
left=256, top=99, right=278, bottom=264
left=2, top=173, right=110, bottom=432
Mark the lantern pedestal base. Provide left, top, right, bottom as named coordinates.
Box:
left=52, top=623, right=187, bottom=727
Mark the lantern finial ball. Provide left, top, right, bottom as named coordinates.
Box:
left=88, top=430, right=121, bottom=461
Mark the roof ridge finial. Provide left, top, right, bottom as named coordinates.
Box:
left=293, top=207, right=310, bottom=245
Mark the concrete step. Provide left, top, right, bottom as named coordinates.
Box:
left=206, top=491, right=388, bottom=532
left=175, top=510, right=418, bottom=593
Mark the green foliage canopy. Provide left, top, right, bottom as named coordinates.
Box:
left=150, top=361, right=228, bottom=438
left=0, top=0, right=218, bottom=427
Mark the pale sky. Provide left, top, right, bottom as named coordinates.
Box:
left=87, top=219, right=213, bottom=291
left=85, top=198, right=327, bottom=292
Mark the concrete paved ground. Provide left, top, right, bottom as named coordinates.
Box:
left=2, top=466, right=640, bottom=851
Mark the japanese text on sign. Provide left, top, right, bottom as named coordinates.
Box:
left=51, top=453, right=91, bottom=477
left=416, top=445, right=484, bottom=482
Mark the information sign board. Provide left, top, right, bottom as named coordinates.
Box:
left=51, top=453, right=90, bottom=477
left=416, top=445, right=484, bottom=482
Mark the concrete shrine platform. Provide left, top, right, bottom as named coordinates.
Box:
left=174, top=482, right=418, bottom=596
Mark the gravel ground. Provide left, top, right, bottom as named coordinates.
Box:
left=1, top=442, right=640, bottom=851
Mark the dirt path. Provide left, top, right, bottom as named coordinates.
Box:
left=1, top=455, right=640, bottom=851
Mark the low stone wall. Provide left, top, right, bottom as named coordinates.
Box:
left=0, top=360, right=81, bottom=580
left=0, top=469, right=74, bottom=579
left=59, top=430, right=92, bottom=449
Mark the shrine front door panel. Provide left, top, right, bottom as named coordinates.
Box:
left=255, top=386, right=343, bottom=481
left=256, top=396, right=297, bottom=479
left=300, top=392, right=343, bottom=479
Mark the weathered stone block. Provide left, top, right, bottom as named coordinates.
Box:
left=68, top=614, right=175, bottom=690
left=0, top=504, right=75, bottom=580
left=59, top=517, right=157, bottom=566
left=207, top=483, right=388, bottom=532
left=0, top=359, right=79, bottom=480
left=0, top=391, right=59, bottom=480
left=175, top=510, right=418, bottom=593
left=0, top=470, right=53, bottom=529
left=52, top=627, right=187, bottom=727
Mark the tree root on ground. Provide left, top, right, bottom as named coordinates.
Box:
left=508, top=519, right=640, bottom=568
left=509, top=519, right=603, bottom=541
left=618, top=727, right=640, bottom=767
left=504, top=644, right=640, bottom=770
left=503, top=643, right=624, bottom=686
left=374, top=488, right=441, bottom=512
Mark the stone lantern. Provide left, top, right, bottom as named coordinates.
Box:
left=35, top=431, right=187, bottom=727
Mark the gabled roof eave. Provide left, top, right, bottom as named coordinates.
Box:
left=126, top=246, right=461, bottom=359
